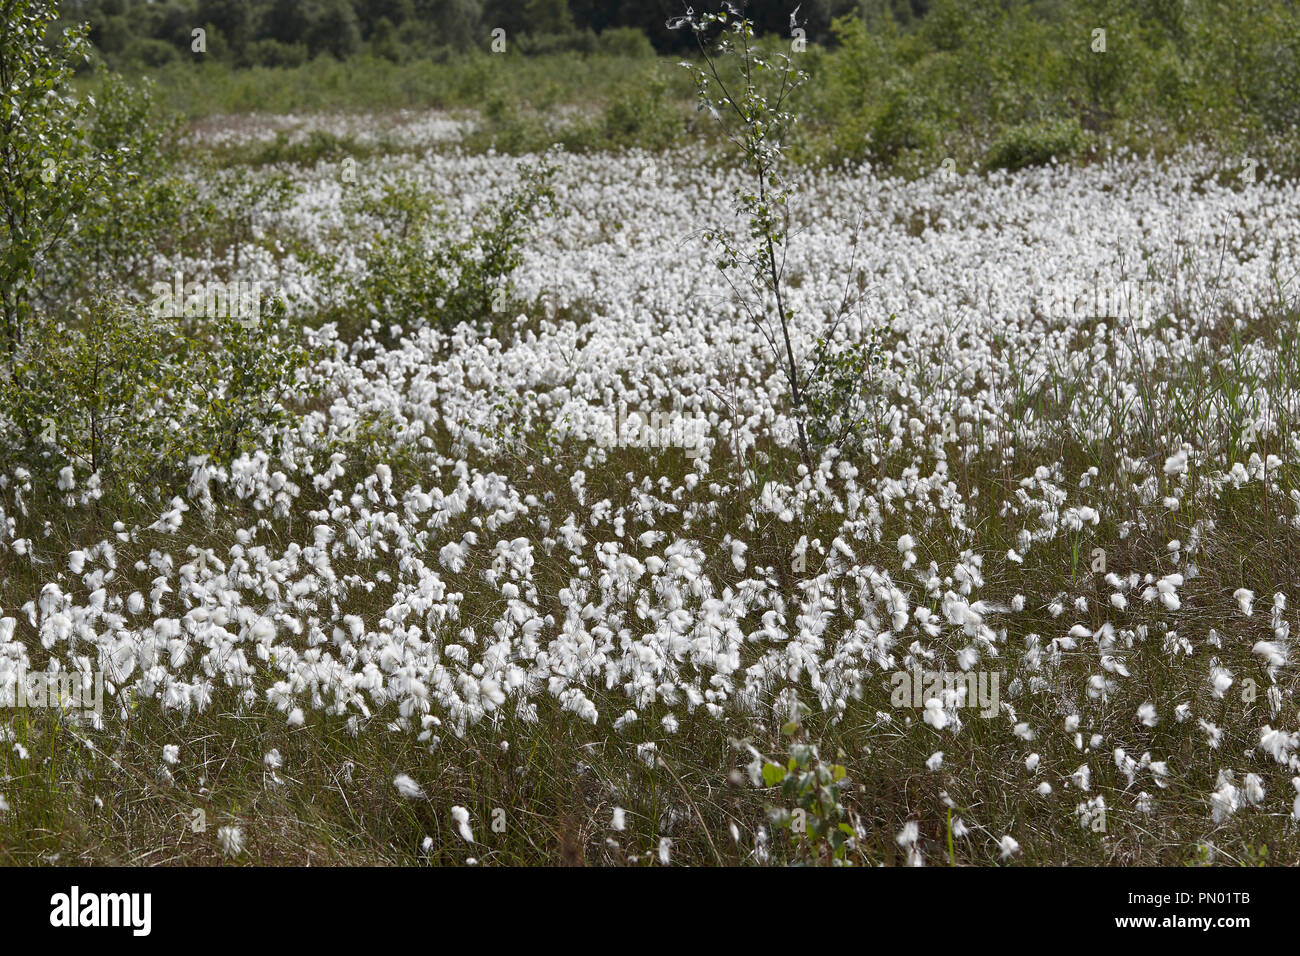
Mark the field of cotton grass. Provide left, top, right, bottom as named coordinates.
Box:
left=5, top=77, right=1300, bottom=865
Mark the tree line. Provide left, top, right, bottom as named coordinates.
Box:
left=59, top=0, right=939, bottom=68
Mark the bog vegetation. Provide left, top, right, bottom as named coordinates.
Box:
left=1, top=0, right=1300, bottom=865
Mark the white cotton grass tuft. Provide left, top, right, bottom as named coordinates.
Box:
left=1210, top=775, right=1240, bottom=823
left=1243, top=773, right=1265, bottom=806
left=1252, top=640, right=1288, bottom=673
left=217, top=825, right=245, bottom=858
left=998, top=835, right=1021, bottom=860
left=896, top=821, right=922, bottom=866
left=657, top=837, right=672, bottom=865
left=922, top=697, right=948, bottom=730
left=896, top=821, right=919, bottom=847
left=393, top=774, right=425, bottom=799
left=451, top=805, right=474, bottom=842
left=1136, top=702, right=1157, bottom=727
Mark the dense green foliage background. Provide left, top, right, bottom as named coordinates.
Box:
left=53, top=0, right=1300, bottom=177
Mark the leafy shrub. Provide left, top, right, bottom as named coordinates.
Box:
left=676, top=5, right=891, bottom=469
left=0, top=297, right=315, bottom=492
left=369, top=17, right=403, bottom=63
left=594, top=68, right=684, bottom=151
left=800, top=0, right=1300, bottom=174
left=0, top=3, right=194, bottom=339
left=441, top=159, right=557, bottom=330
left=1059, top=2, right=1139, bottom=129
left=918, top=0, right=974, bottom=54
left=804, top=328, right=889, bottom=454
left=748, top=709, right=859, bottom=866
left=0, top=1, right=316, bottom=497
left=467, top=94, right=553, bottom=154
left=313, top=159, right=557, bottom=342
left=241, top=39, right=310, bottom=69
left=866, top=81, right=938, bottom=166
left=198, top=168, right=302, bottom=269
left=0, top=299, right=173, bottom=485
left=169, top=296, right=317, bottom=465
left=44, top=73, right=193, bottom=316
left=225, top=129, right=361, bottom=169
left=474, top=64, right=684, bottom=154
left=1187, top=0, right=1300, bottom=135
left=0, top=1, right=96, bottom=349
left=121, top=37, right=178, bottom=68
left=596, top=27, right=655, bottom=59
left=983, top=118, right=1087, bottom=171
left=1149, top=46, right=1195, bottom=127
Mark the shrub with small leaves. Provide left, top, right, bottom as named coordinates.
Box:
left=0, top=298, right=173, bottom=485
left=983, top=118, right=1087, bottom=172
left=0, top=0, right=95, bottom=349
left=200, top=168, right=303, bottom=271
left=750, top=709, right=858, bottom=866
left=804, top=323, right=889, bottom=454
left=596, top=67, right=684, bottom=152
left=313, top=158, right=556, bottom=342
left=169, top=295, right=318, bottom=466
left=0, top=295, right=316, bottom=494
left=0, top=1, right=195, bottom=344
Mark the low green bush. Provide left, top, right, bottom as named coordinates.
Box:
left=0, top=296, right=316, bottom=494
left=983, top=118, right=1088, bottom=171
left=594, top=67, right=685, bottom=152
left=0, top=1, right=316, bottom=496
left=310, top=159, right=557, bottom=343
left=596, top=26, right=656, bottom=60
